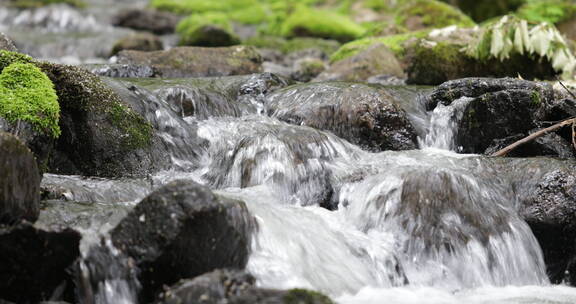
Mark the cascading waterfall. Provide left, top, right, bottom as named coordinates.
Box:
left=42, top=79, right=576, bottom=304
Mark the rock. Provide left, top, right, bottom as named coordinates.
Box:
left=396, top=0, right=475, bottom=31
left=110, top=33, right=164, bottom=56
left=315, top=43, right=404, bottom=82
left=0, top=33, right=17, bottom=52
left=0, top=58, right=60, bottom=171
left=157, top=269, right=334, bottom=304
left=112, top=8, right=181, bottom=35
left=426, top=77, right=555, bottom=154
left=484, top=132, right=575, bottom=158
left=37, top=63, right=156, bottom=177
left=0, top=223, right=80, bottom=303
left=109, top=180, right=256, bottom=302
left=0, top=132, right=40, bottom=224
left=291, top=58, right=325, bottom=82
left=117, top=46, right=262, bottom=78
left=86, top=64, right=159, bottom=78
left=266, top=82, right=418, bottom=152
left=513, top=160, right=576, bottom=283
left=176, top=14, right=240, bottom=47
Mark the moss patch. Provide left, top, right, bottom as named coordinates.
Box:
left=176, top=12, right=240, bottom=46
left=516, top=0, right=576, bottom=25
left=245, top=36, right=341, bottom=55
left=440, top=0, right=526, bottom=22
left=279, top=6, right=366, bottom=42
left=0, top=50, right=33, bottom=71
left=0, top=62, right=60, bottom=138
left=330, top=30, right=429, bottom=62
left=396, top=0, right=475, bottom=30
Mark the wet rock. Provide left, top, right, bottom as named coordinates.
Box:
left=0, top=223, right=80, bottom=303
left=37, top=63, right=156, bottom=177
left=291, top=58, right=325, bottom=82
left=116, top=46, right=262, bottom=78
left=484, top=132, right=575, bottom=158
left=428, top=77, right=554, bottom=154
left=0, top=132, right=40, bottom=224
left=87, top=64, right=158, bottom=78
left=157, top=269, right=334, bottom=304
left=266, top=82, right=418, bottom=152
left=0, top=33, right=17, bottom=52
left=516, top=163, right=576, bottom=283
left=315, top=43, right=404, bottom=83
left=110, top=33, right=164, bottom=56
left=112, top=8, right=181, bottom=35
left=179, top=24, right=241, bottom=47
left=110, top=180, right=256, bottom=302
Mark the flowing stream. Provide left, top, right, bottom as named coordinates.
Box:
left=34, top=78, right=576, bottom=304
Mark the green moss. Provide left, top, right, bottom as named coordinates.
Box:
left=440, top=0, right=526, bottom=22
left=245, top=36, right=341, bottom=55
left=279, top=6, right=366, bottom=42
left=150, top=0, right=258, bottom=14
left=396, top=0, right=476, bottom=30
left=405, top=40, right=472, bottom=84
left=9, top=0, right=85, bottom=8
left=530, top=90, right=541, bottom=105
left=176, top=12, right=240, bottom=46
left=283, top=289, right=334, bottom=304
left=330, top=30, right=429, bottom=62
left=0, top=50, right=33, bottom=72
left=516, top=0, right=576, bottom=24
left=0, top=62, right=60, bottom=138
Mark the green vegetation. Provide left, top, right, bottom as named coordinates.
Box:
left=9, top=0, right=86, bottom=8
left=396, top=0, right=476, bottom=30
left=516, top=0, right=576, bottom=24
left=244, top=36, right=341, bottom=55
left=440, top=0, right=526, bottom=22
left=0, top=50, right=33, bottom=71
left=279, top=6, right=366, bottom=42
left=330, top=30, right=429, bottom=62
left=176, top=13, right=240, bottom=46
left=464, top=15, right=576, bottom=78
left=0, top=62, right=60, bottom=138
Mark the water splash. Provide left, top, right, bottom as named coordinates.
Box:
left=421, top=97, right=474, bottom=150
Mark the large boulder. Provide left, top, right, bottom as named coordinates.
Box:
left=0, top=223, right=81, bottom=303
left=116, top=46, right=262, bottom=78
left=428, top=78, right=556, bottom=154
left=37, top=63, right=157, bottom=177
left=109, top=180, right=256, bottom=302
left=157, top=269, right=334, bottom=304
left=266, top=82, right=418, bottom=152
left=0, top=132, right=40, bottom=224
left=112, top=8, right=181, bottom=35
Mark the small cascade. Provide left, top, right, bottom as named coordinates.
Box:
left=421, top=97, right=474, bottom=150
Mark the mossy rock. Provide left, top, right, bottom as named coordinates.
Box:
left=37, top=63, right=155, bottom=177
left=441, top=0, right=526, bottom=22
left=8, top=0, right=86, bottom=9
left=110, top=33, right=164, bottom=56
left=0, top=33, right=18, bottom=52
left=176, top=13, right=241, bottom=46
left=0, top=62, right=60, bottom=138
left=282, top=289, right=334, bottom=304
left=396, top=0, right=475, bottom=31
left=150, top=0, right=258, bottom=15
left=279, top=6, right=366, bottom=42
left=245, top=36, right=341, bottom=56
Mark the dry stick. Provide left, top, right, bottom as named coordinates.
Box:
left=491, top=117, right=576, bottom=157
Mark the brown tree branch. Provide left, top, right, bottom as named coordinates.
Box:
left=491, top=117, right=576, bottom=157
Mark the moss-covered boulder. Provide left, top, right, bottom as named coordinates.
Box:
left=0, top=33, right=17, bottom=52
left=117, top=45, right=262, bottom=78
left=441, top=0, right=526, bottom=22
left=176, top=13, right=240, bottom=47
left=36, top=63, right=155, bottom=177
left=8, top=0, right=85, bottom=9
left=0, top=132, right=40, bottom=225
left=110, top=33, right=164, bottom=56
left=316, top=43, right=404, bottom=82
left=279, top=6, right=366, bottom=43
left=396, top=0, right=475, bottom=31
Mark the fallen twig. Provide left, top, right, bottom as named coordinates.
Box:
left=491, top=117, right=576, bottom=157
